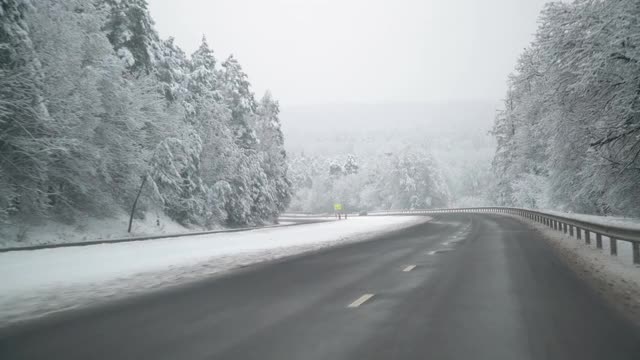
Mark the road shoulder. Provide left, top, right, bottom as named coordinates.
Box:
left=505, top=214, right=640, bottom=329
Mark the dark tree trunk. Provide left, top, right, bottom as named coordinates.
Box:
left=128, top=175, right=148, bottom=233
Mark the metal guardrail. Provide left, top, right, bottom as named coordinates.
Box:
left=369, top=207, right=640, bottom=265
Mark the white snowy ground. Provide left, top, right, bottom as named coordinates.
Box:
left=541, top=209, right=640, bottom=230
left=0, top=215, right=428, bottom=327
left=0, top=210, right=198, bottom=248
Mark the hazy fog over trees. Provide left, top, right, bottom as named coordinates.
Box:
left=284, top=0, right=640, bottom=217
left=282, top=102, right=495, bottom=212
left=0, top=0, right=290, bottom=227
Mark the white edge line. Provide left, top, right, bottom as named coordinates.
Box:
left=348, top=294, right=375, bottom=308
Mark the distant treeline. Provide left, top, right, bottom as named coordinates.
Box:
left=491, top=0, right=640, bottom=216
left=0, top=0, right=291, bottom=226
left=288, top=149, right=450, bottom=213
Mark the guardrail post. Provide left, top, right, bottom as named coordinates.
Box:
left=569, top=225, right=574, bottom=237
left=563, top=223, right=567, bottom=234
left=585, top=230, right=591, bottom=245
left=577, top=227, right=582, bottom=240
left=610, top=237, right=617, bottom=256
left=633, top=243, right=640, bottom=265
left=595, top=233, right=602, bottom=249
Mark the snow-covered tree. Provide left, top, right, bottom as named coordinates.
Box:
left=101, top=0, right=160, bottom=73
left=154, top=37, right=189, bottom=103
left=0, top=0, right=293, bottom=230
left=148, top=132, right=206, bottom=223
left=492, top=0, right=640, bottom=216
left=288, top=147, right=449, bottom=213
left=343, top=155, right=359, bottom=175
left=253, top=92, right=292, bottom=218
left=220, top=55, right=257, bottom=149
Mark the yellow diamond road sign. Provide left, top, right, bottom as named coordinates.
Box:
left=334, top=203, right=343, bottom=211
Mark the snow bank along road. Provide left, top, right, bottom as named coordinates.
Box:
left=0, top=216, right=334, bottom=252
left=0, top=216, right=424, bottom=325
left=2, top=214, right=640, bottom=359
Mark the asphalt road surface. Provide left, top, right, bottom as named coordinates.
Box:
left=2, top=214, right=639, bottom=359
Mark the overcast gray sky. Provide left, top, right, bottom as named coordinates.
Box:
left=148, top=0, right=549, bottom=106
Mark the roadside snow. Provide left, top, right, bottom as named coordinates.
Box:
left=0, top=215, right=428, bottom=326
left=279, top=215, right=335, bottom=221
left=540, top=209, right=640, bottom=230
left=0, top=210, right=199, bottom=248
left=526, top=209, right=638, bottom=265
left=280, top=213, right=333, bottom=218
left=275, top=221, right=296, bottom=225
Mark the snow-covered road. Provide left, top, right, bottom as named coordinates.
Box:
left=0, top=215, right=428, bottom=326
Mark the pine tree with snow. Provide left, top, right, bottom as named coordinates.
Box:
left=154, top=37, right=189, bottom=103
left=188, top=36, right=218, bottom=100
left=253, top=92, right=292, bottom=218
left=220, top=55, right=258, bottom=149
left=101, top=0, right=160, bottom=73
left=343, top=155, right=359, bottom=175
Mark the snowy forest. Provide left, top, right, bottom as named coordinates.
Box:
left=288, top=149, right=450, bottom=213
left=0, top=0, right=291, bottom=228
left=3, top=0, right=640, bottom=232
left=283, top=102, right=495, bottom=213
left=491, top=0, right=640, bottom=217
